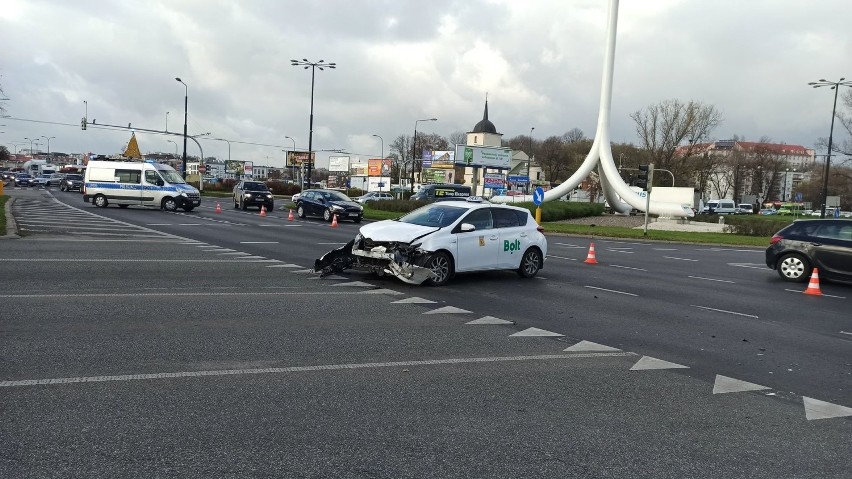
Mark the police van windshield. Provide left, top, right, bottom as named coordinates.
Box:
left=399, top=204, right=466, bottom=227
left=158, top=169, right=186, bottom=184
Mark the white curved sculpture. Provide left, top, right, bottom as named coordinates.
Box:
left=492, top=0, right=693, bottom=219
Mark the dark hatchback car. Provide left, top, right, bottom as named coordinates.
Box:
left=296, top=189, right=363, bottom=223
left=233, top=180, right=275, bottom=211
left=766, top=219, right=852, bottom=283
left=59, top=174, right=84, bottom=192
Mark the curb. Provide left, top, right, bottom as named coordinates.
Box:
left=2, top=196, right=20, bottom=239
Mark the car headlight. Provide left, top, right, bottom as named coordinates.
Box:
left=332, top=205, right=345, bottom=212
left=266, top=194, right=273, bottom=199
left=245, top=193, right=252, bottom=198
left=180, top=192, right=188, bottom=197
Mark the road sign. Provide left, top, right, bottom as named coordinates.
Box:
left=198, top=165, right=206, bottom=173
left=533, top=186, right=544, bottom=206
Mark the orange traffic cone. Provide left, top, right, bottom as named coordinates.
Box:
left=215, top=202, right=222, bottom=214
left=260, top=205, right=267, bottom=217
left=803, top=268, right=823, bottom=296
left=288, top=209, right=294, bottom=221
left=584, top=242, right=598, bottom=264
left=330, top=214, right=338, bottom=227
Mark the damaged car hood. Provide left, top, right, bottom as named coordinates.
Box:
left=358, top=220, right=440, bottom=243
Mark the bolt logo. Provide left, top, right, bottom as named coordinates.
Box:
left=503, top=239, right=521, bottom=253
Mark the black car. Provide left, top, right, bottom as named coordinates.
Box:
left=14, top=174, right=33, bottom=187
left=59, top=174, right=84, bottom=192
left=296, top=189, right=363, bottom=223
left=765, top=219, right=852, bottom=283
left=233, top=180, right=275, bottom=211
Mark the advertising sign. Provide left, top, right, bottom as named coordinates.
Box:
left=454, top=145, right=512, bottom=169
left=368, top=159, right=393, bottom=176
left=287, top=151, right=315, bottom=166
left=422, top=169, right=449, bottom=184
left=483, top=172, right=506, bottom=189
left=243, top=161, right=253, bottom=176
left=225, top=160, right=244, bottom=175
left=422, top=150, right=455, bottom=169
left=350, top=162, right=369, bottom=176
left=328, top=156, right=350, bottom=172
left=508, top=175, right=530, bottom=184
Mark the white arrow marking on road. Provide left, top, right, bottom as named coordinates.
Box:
left=392, top=297, right=437, bottom=304
left=423, top=306, right=472, bottom=315
left=466, top=316, right=513, bottom=325
left=629, top=356, right=689, bottom=371
left=564, top=340, right=621, bottom=352
left=361, top=288, right=404, bottom=295
left=712, top=375, right=770, bottom=394
left=802, top=397, right=852, bottom=420
left=333, top=281, right=374, bottom=287
left=510, top=327, right=564, bottom=337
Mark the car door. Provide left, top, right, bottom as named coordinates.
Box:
left=143, top=170, right=165, bottom=206
left=492, top=207, right=528, bottom=268
left=811, top=223, right=852, bottom=279
left=454, top=208, right=498, bottom=272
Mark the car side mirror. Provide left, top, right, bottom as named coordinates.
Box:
left=459, top=223, right=475, bottom=233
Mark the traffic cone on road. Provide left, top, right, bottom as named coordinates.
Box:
left=215, top=202, right=222, bottom=214
left=288, top=209, right=294, bottom=221
left=260, top=205, right=267, bottom=217
left=331, top=214, right=338, bottom=227
left=584, top=242, right=598, bottom=264
left=803, top=268, right=823, bottom=296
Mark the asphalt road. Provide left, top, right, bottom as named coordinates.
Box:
left=2, top=186, right=850, bottom=478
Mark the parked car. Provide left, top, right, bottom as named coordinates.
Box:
left=314, top=197, right=547, bottom=286
left=233, top=180, right=275, bottom=211
left=355, top=191, right=394, bottom=204
left=296, top=189, right=363, bottom=223
left=59, top=174, right=84, bottom=192
left=758, top=208, right=777, bottom=215
left=765, top=219, right=852, bottom=283
left=701, top=199, right=738, bottom=215
left=14, top=173, right=33, bottom=187
left=737, top=204, right=754, bottom=214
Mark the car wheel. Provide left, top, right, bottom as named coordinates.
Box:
left=424, top=251, right=453, bottom=287
left=323, top=209, right=333, bottom=222
left=297, top=205, right=306, bottom=218
left=777, top=253, right=810, bottom=283
left=60, top=185, right=66, bottom=192
left=162, top=197, right=178, bottom=212
left=234, top=197, right=239, bottom=209
left=517, top=247, right=543, bottom=278
left=93, top=194, right=108, bottom=208
left=241, top=199, right=247, bottom=210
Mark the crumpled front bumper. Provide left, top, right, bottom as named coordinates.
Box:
left=314, top=240, right=434, bottom=285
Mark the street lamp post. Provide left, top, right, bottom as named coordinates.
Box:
left=24, top=137, right=34, bottom=154
left=167, top=139, right=178, bottom=156
left=285, top=136, right=297, bottom=183
left=166, top=111, right=169, bottom=132
left=41, top=136, right=55, bottom=156
left=527, top=127, right=534, bottom=193
left=783, top=168, right=789, bottom=202
left=411, top=118, right=437, bottom=193
left=808, top=77, right=852, bottom=218
left=175, top=77, right=188, bottom=179
left=291, top=59, right=336, bottom=188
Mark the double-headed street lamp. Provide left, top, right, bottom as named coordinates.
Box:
left=411, top=118, right=437, bottom=193
left=291, top=59, right=335, bottom=188
left=175, top=77, right=188, bottom=179
left=41, top=136, right=55, bottom=155
left=808, top=77, right=852, bottom=218
left=167, top=139, right=178, bottom=156
left=23, top=137, right=35, bottom=154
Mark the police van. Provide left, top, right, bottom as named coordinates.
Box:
left=83, top=160, right=201, bottom=211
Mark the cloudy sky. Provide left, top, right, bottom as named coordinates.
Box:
left=2, top=0, right=850, bottom=169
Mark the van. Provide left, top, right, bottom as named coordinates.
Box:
left=702, top=199, right=737, bottom=215
left=410, top=184, right=471, bottom=202
left=83, top=160, right=201, bottom=211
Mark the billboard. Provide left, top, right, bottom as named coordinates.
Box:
left=454, top=145, right=512, bottom=169
left=225, top=160, right=244, bottom=175
left=483, top=172, right=507, bottom=189
left=350, top=162, right=369, bottom=176
left=243, top=161, right=253, bottom=176
left=328, top=156, right=350, bottom=172
left=368, top=159, right=392, bottom=176
left=287, top=151, right=315, bottom=166
left=422, top=150, right=455, bottom=169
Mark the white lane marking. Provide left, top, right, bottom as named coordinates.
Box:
left=547, top=255, right=577, bottom=261
left=0, top=258, right=245, bottom=262
left=803, top=397, right=852, bottom=420
left=784, top=289, right=846, bottom=299
left=688, top=276, right=735, bottom=283
left=698, top=248, right=762, bottom=253
left=554, top=243, right=584, bottom=248
left=317, top=242, right=345, bottom=245
left=691, top=305, right=758, bottom=318
left=606, top=249, right=633, bottom=254
left=712, top=375, right=770, bottom=394
left=147, top=223, right=173, bottom=226
left=607, top=247, right=633, bottom=250
left=653, top=248, right=677, bottom=251
left=584, top=285, right=637, bottom=296
left=840, top=331, right=852, bottom=336
left=729, top=263, right=766, bottom=270
left=239, top=241, right=279, bottom=244
left=218, top=252, right=250, bottom=255
left=610, top=265, right=646, bottom=271
left=0, top=353, right=634, bottom=388
left=0, top=291, right=376, bottom=299
left=664, top=256, right=699, bottom=262
left=602, top=241, right=650, bottom=246
left=178, top=224, right=202, bottom=226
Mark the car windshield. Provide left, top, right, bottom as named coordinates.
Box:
left=319, top=191, right=351, bottom=202
left=399, top=204, right=467, bottom=227
left=244, top=182, right=268, bottom=191
left=158, top=168, right=186, bottom=184
left=66, top=174, right=83, bottom=180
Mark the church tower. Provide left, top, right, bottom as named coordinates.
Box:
left=466, top=98, right=503, bottom=147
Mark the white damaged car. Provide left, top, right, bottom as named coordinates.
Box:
left=314, top=198, right=547, bottom=286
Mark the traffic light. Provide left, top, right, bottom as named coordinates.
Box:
left=636, top=164, right=654, bottom=192
left=81, top=117, right=87, bottom=130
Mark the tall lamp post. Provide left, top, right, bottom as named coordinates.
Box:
left=24, top=137, right=34, bottom=154
left=41, top=136, right=55, bottom=156
left=783, top=168, right=789, bottom=202
left=291, top=59, right=336, bottom=188
left=175, top=77, right=188, bottom=179
left=411, top=118, right=437, bottom=193
left=527, top=127, right=534, bottom=193
left=808, top=77, right=852, bottom=218
left=285, top=136, right=297, bottom=183
left=167, top=139, right=178, bottom=156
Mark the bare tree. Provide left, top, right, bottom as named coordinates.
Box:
left=562, top=128, right=585, bottom=143
left=448, top=131, right=466, bottom=147
left=631, top=99, right=722, bottom=186
left=389, top=134, right=413, bottom=180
